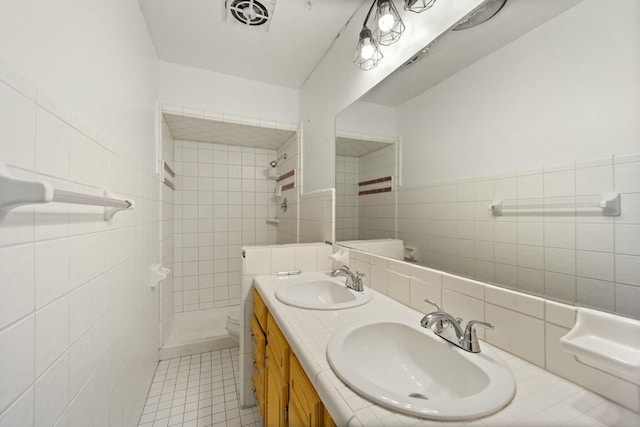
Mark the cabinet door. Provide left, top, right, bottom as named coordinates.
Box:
left=267, top=312, right=290, bottom=379
left=266, top=346, right=288, bottom=427
left=288, top=393, right=310, bottom=427
left=289, top=353, right=322, bottom=427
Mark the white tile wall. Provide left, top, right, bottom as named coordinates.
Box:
left=172, top=140, right=279, bottom=313
left=0, top=69, right=160, bottom=426
left=336, top=144, right=397, bottom=243
left=396, top=152, right=640, bottom=319
left=358, top=144, right=397, bottom=241
left=275, top=133, right=299, bottom=245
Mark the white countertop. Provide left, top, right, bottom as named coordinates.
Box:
left=254, top=271, right=640, bottom=427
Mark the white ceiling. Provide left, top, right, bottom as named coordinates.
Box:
left=164, top=113, right=296, bottom=149
left=362, top=0, right=581, bottom=107
left=139, top=0, right=364, bottom=89
left=336, top=136, right=392, bottom=157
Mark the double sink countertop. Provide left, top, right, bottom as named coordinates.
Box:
left=253, top=271, right=640, bottom=427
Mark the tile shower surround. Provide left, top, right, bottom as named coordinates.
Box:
left=0, top=68, right=160, bottom=425
left=354, top=152, right=640, bottom=319
left=336, top=143, right=397, bottom=242
left=171, top=139, right=281, bottom=313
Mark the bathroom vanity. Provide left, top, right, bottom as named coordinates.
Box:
left=251, top=288, right=336, bottom=426
left=249, top=271, right=640, bottom=427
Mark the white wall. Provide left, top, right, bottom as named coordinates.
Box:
left=299, top=0, right=485, bottom=192
left=399, top=0, right=640, bottom=185
left=0, top=0, right=158, bottom=172
left=335, top=101, right=397, bottom=137
left=159, top=61, right=299, bottom=124
left=159, top=116, right=175, bottom=348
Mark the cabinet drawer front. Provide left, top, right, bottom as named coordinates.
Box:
left=266, top=312, right=290, bottom=378
left=253, top=288, right=267, bottom=331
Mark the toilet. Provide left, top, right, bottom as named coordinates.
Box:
left=225, top=309, right=240, bottom=343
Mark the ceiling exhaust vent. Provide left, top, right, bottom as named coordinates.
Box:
left=224, top=0, right=276, bottom=31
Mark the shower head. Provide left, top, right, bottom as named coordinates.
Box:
left=270, top=153, right=287, bottom=168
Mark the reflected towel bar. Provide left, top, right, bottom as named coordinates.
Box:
left=0, top=162, right=135, bottom=222
left=489, top=193, right=621, bottom=216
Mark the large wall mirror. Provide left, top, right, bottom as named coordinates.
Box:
left=335, top=0, right=640, bottom=320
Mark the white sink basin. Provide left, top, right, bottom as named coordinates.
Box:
left=327, top=318, right=515, bottom=420
left=275, top=278, right=372, bottom=310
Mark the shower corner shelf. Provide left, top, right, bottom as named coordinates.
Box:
left=266, top=218, right=280, bottom=225
left=0, top=161, right=135, bottom=223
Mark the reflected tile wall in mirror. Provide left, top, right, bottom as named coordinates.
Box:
left=377, top=153, right=640, bottom=319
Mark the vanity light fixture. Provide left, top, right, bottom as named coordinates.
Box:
left=355, top=0, right=437, bottom=71
left=373, top=0, right=405, bottom=46
left=404, top=0, right=436, bottom=14
left=354, top=26, right=384, bottom=71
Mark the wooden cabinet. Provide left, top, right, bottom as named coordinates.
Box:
left=252, top=288, right=336, bottom=427
left=265, top=311, right=290, bottom=426
left=252, top=289, right=267, bottom=419
left=266, top=344, right=289, bottom=426
left=323, top=407, right=337, bottom=427
left=289, top=353, right=323, bottom=427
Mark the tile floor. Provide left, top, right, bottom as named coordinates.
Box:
left=138, top=347, right=261, bottom=427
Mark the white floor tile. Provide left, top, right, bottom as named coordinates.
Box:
left=138, top=347, right=258, bottom=427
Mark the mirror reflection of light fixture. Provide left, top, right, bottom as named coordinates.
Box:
left=404, top=0, right=436, bottom=14
left=354, top=27, right=384, bottom=71
left=373, top=0, right=405, bottom=46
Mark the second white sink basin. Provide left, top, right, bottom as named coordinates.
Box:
left=327, top=318, right=515, bottom=420
left=275, top=277, right=372, bottom=310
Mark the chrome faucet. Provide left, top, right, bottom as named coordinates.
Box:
left=420, top=298, right=494, bottom=353
left=330, top=266, right=365, bottom=292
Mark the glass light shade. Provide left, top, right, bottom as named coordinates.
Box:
left=378, top=4, right=395, bottom=31
left=404, top=0, right=436, bottom=13
left=372, top=0, right=405, bottom=46
left=354, top=27, right=383, bottom=71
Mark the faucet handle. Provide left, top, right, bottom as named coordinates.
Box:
left=464, top=320, right=494, bottom=341
left=423, top=298, right=443, bottom=312
left=463, top=320, right=493, bottom=353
